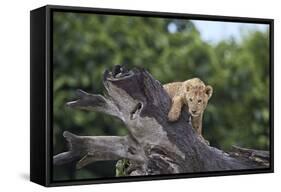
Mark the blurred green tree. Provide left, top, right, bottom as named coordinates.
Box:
left=53, top=12, right=270, bottom=181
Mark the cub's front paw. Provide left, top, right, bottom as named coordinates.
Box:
left=168, top=111, right=179, bottom=122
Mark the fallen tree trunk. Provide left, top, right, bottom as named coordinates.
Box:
left=53, top=65, right=269, bottom=176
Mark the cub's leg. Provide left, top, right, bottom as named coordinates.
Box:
left=168, top=95, right=184, bottom=122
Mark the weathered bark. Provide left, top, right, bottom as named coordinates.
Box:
left=53, top=65, right=269, bottom=176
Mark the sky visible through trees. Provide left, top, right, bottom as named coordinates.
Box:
left=191, top=20, right=268, bottom=43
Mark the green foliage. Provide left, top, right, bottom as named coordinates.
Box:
left=53, top=12, right=270, bottom=180
left=115, top=159, right=130, bottom=177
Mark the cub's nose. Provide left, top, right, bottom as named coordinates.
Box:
left=192, top=110, right=197, bottom=114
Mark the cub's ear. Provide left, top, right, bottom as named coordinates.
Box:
left=205, top=85, right=213, bottom=99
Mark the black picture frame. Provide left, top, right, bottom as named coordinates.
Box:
left=30, top=4, right=274, bottom=187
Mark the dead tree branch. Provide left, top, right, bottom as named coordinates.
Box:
left=53, top=65, right=269, bottom=176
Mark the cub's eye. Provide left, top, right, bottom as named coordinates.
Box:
left=189, top=98, right=193, bottom=102
left=198, top=99, right=202, bottom=103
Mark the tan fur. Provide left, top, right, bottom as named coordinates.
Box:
left=163, top=78, right=213, bottom=136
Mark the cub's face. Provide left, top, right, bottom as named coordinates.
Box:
left=184, top=85, right=213, bottom=117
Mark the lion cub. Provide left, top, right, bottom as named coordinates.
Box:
left=163, top=78, right=213, bottom=137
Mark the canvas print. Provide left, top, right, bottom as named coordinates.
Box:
left=52, top=11, right=271, bottom=182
